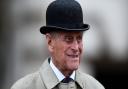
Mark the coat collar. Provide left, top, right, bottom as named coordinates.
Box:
left=39, top=58, right=60, bottom=89
left=39, top=58, right=85, bottom=89
left=75, top=69, right=86, bottom=89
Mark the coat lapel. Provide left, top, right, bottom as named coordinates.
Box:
left=75, top=70, right=85, bottom=89
left=39, top=58, right=60, bottom=89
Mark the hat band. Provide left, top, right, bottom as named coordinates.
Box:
left=46, top=22, right=84, bottom=29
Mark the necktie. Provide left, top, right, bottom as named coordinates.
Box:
left=61, top=77, right=73, bottom=83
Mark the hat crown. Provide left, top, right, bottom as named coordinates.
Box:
left=46, top=0, right=83, bottom=29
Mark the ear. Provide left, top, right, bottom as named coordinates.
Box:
left=45, top=33, right=54, bottom=52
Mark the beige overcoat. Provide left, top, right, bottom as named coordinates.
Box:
left=11, top=58, right=105, bottom=89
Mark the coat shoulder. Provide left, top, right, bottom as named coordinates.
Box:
left=78, top=71, right=105, bottom=89
left=11, top=71, right=45, bottom=89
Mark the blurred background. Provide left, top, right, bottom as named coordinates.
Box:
left=0, top=0, right=128, bottom=89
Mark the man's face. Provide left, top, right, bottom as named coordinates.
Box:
left=47, top=31, right=83, bottom=73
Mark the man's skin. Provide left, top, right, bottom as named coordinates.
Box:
left=46, top=31, right=83, bottom=77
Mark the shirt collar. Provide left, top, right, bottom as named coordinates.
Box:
left=50, top=57, right=75, bottom=82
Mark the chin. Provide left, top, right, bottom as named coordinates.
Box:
left=70, top=67, right=78, bottom=71
left=69, top=64, right=79, bottom=71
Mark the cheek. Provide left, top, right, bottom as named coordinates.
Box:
left=54, top=43, right=66, bottom=57
left=79, top=43, right=83, bottom=53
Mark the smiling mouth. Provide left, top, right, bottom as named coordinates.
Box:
left=67, top=54, right=79, bottom=58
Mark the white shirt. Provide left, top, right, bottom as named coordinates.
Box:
left=50, top=58, right=75, bottom=82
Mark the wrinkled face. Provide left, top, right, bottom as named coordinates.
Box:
left=46, top=31, right=83, bottom=72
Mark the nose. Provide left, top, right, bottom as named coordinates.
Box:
left=71, top=40, right=79, bottom=52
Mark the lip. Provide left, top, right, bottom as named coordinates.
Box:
left=66, top=54, right=79, bottom=58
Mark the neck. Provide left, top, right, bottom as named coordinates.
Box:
left=60, top=69, right=73, bottom=77
left=51, top=57, right=73, bottom=77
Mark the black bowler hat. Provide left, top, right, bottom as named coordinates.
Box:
left=40, top=0, right=90, bottom=34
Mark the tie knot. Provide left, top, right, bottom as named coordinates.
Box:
left=61, top=77, right=73, bottom=83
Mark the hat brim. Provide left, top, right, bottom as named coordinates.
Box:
left=40, top=24, right=90, bottom=34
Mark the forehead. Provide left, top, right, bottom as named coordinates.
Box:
left=58, top=31, right=84, bottom=36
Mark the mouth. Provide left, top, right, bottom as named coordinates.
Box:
left=66, top=54, right=79, bottom=58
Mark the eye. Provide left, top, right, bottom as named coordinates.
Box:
left=77, top=36, right=82, bottom=43
left=64, top=36, right=73, bottom=43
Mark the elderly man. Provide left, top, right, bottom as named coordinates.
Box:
left=11, top=0, right=105, bottom=89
